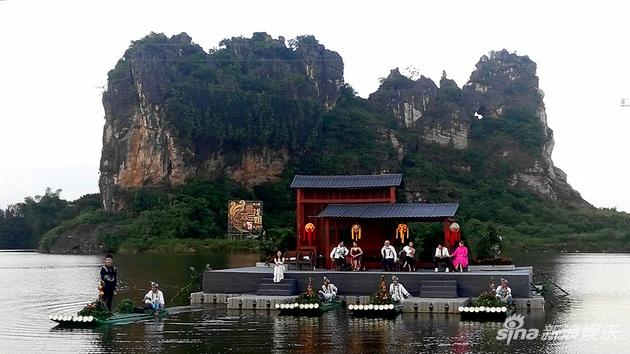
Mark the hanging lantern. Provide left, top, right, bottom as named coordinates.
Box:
left=351, top=224, right=361, bottom=241
left=396, top=224, right=409, bottom=243
left=448, top=222, right=461, bottom=248
left=304, top=223, right=315, bottom=244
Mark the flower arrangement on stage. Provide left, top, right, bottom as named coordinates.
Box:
left=295, top=277, right=322, bottom=304
left=471, top=277, right=504, bottom=308
left=369, top=275, right=393, bottom=305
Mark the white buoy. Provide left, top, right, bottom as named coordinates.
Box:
left=82, top=316, right=89, bottom=322
left=358, top=304, right=364, bottom=310
left=490, top=307, right=496, bottom=312
left=479, top=306, right=485, bottom=312
left=389, top=304, right=395, bottom=310
left=77, top=316, right=83, bottom=322
left=457, top=306, right=464, bottom=312
left=379, top=305, right=385, bottom=310
left=501, top=306, right=507, bottom=312
left=485, top=307, right=491, bottom=313
left=348, top=304, right=354, bottom=310
left=314, top=303, right=319, bottom=309
left=474, top=307, right=480, bottom=312
left=368, top=304, right=374, bottom=310
left=87, top=316, right=94, bottom=322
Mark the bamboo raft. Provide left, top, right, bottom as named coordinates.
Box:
left=348, top=303, right=403, bottom=318
left=50, top=310, right=169, bottom=327
left=458, top=305, right=513, bottom=321
left=276, top=301, right=342, bottom=316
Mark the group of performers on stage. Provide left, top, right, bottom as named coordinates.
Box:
left=327, top=240, right=469, bottom=272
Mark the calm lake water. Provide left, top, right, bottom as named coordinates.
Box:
left=0, top=251, right=629, bottom=353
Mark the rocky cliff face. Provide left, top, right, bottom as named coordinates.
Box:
left=366, top=50, right=585, bottom=204
left=99, top=32, right=344, bottom=211
left=368, top=69, right=471, bottom=151
left=99, top=32, right=587, bottom=211
left=462, top=50, right=583, bottom=203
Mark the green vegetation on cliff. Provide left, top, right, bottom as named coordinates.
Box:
left=2, top=33, right=630, bottom=256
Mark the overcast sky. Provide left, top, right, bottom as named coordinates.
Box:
left=1, top=0, right=629, bottom=211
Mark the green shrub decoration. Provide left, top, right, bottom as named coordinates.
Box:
left=78, top=301, right=112, bottom=320
left=117, top=298, right=136, bottom=314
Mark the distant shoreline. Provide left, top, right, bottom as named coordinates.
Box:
left=0, top=249, right=37, bottom=252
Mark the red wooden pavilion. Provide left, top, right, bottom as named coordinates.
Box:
left=291, top=174, right=459, bottom=269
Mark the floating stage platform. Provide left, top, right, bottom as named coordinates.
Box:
left=199, top=266, right=544, bottom=312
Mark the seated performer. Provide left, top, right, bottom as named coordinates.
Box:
left=451, top=241, right=469, bottom=272
left=144, top=282, right=165, bottom=314
left=389, top=276, right=410, bottom=302
left=330, top=241, right=349, bottom=270
left=402, top=241, right=416, bottom=272
left=273, top=250, right=285, bottom=283
left=434, top=243, right=450, bottom=272
left=350, top=241, right=363, bottom=271
left=495, top=278, right=513, bottom=306
left=381, top=240, right=398, bottom=271
left=318, top=276, right=338, bottom=302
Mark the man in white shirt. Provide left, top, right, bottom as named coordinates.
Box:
left=434, top=244, right=450, bottom=272
left=330, top=241, right=349, bottom=270
left=381, top=240, right=398, bottom=271
left=389, top=275, right=411, bottom=302
left=495, top=278, right=513, bottom=306
left=144, top=282, right=165, bottom=314
left=318, top=276, right=338, bottom=302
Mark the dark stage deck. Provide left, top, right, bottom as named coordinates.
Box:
left=203, top=266, right=533, bottom=298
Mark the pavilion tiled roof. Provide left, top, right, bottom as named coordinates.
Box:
left=316, top=203, right=459, bottom=219
left=290, top=174, right=402, bottom=189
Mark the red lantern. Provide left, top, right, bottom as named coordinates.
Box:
left=304, top=223, right=315, bottom=244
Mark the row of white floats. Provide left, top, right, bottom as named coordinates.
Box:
left=458, top=306, right=507, bottom=313
left=348, top=304, right=395, bottom=311
left=275, top=303, right=320, bottom=310
left=49, top=314, right=95, bottom=323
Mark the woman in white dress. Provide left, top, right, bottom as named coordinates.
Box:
left=273, top=250, right=285, bottom=283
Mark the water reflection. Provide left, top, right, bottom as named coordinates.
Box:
left=1, top=252, right=630, bottom=353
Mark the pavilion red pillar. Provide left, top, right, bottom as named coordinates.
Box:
left=325, top=219, right=331, bottom=269
left=296, top=189, right=304, bottom=250
left=443, top=220, right=452, bottom=249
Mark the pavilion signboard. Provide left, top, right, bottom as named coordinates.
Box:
left=227, top=200, right=263, bottom=237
